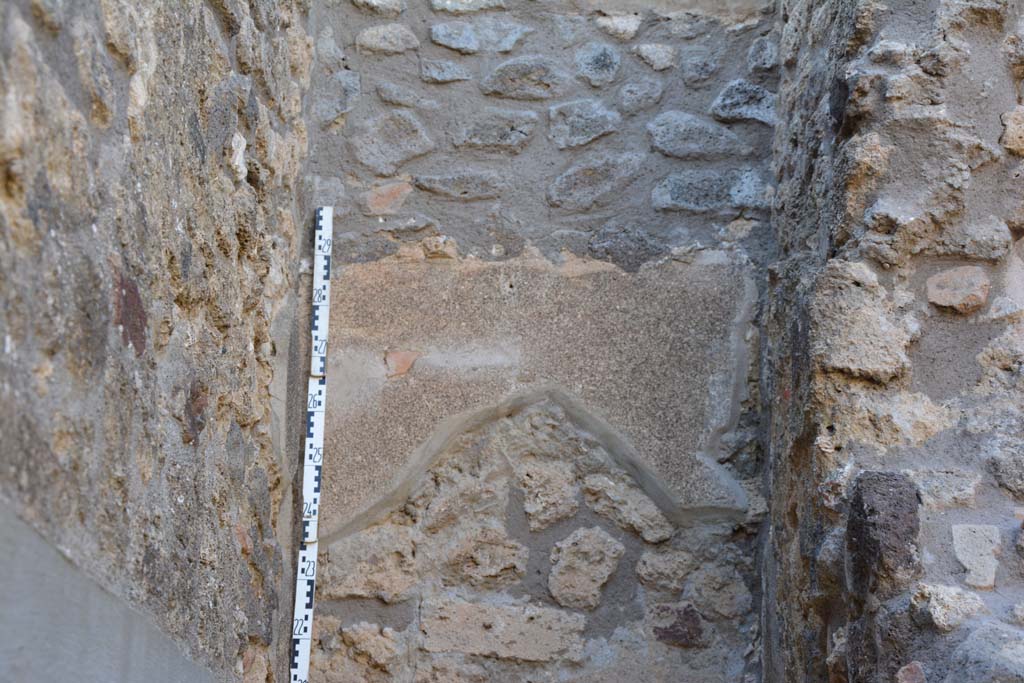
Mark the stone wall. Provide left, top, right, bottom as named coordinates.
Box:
left=766, top=0, right=1024, bottom=680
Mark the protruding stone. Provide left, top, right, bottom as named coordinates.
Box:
left=430, top=0, right=505, bottom=13
left=911, top=583, right=986, bottom=632
left=420, top=597, right=584, bottom=662
left=747, top=35, right=778, bottom=73
left=636, top=549, right=696, bottom=592
left=453, top=108, right=538, bottom=152
left=944, top=623, right=1024, bottom=682
left=341, top=622, right=404, bottom=672
left=596, top=13, right=643, bottom=41
left=546, top=153, right=644, bottom=211
left=481, top=57, right=566, bottom=100
left=360, top=181, right=414, bottom=215
left=926, top=266, right=990, bottom=313
left=549, top=527, right=624, bottom=610
left=582, top=474, right=674, bottom=543
left=421, top=235, right=459, bottom=259
left=414, top=170, right=504, bottom=199
left=710, top=79, right=777, bottom=125
left=313, top=71, right=361, bottom=126
left=575, top=42, right=621, bottom=87
left=548, top=99, right=620, bottom=149
left=352, top=0, right=406, bottom=17
left=952, top=524, right=1001, bottom=589
left=442, top=524, right=528, bottom=587
left=680, top=45, right=719, bottom=85
left=633, top=43, right=676, bottom=71
left=355, top=24, right=421, bottom=54
left=991, top=449, right=1024, bottom=500
left=512, top=458, right=578, bottom=531
left=321, top=524, right=419, bottom=603
left=896, top=662, right=927, bottom=683
left=420, top=59, right=472, bottom=83
left=652, top=168, right=768, bottom=213
left=430, top=22, right=480, bottom=54
left=905, top=469, right=981, bottom=510
left=378, top=81, right=440, bottom=109
left=351, top=110, right=435, bottom=175
left=648, top=602, right=707, bottom=649
left=930, top=216, right=1013, bottom=261
left=846, top=471, right=920, bottom=598
left=1002, top=106, right=1024, bottom=155
left=647, top=111, right=751, bottom=159
left=475, top=17, right=532, bottom=52
left=618, top=77, right=663, bottom=113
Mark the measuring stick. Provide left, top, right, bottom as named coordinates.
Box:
left=289, top=207, right=332, bottom=683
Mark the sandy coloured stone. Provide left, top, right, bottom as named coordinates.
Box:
left=710, top=79, right=777, bottom=125
left=481, top=57, right=566, bottom=100
left=313, top=71, right=361, bottom=126
left=952, top=524, right=1001, bottom=589
left=320, top=523, right=420, bottom=603
left=355, top=24, right=420, bottom=54
left=633, top=43, right=676, bottom=71
left=351, top=110, right=435, bottom=176
left=684, top=565, right=752, bottom=618
left=549, top=527, right=625, bottom=610
left=618, top=77, right=663, bottom=113
left=453, top=108, right=538, bottom=152
left=910, top=583, right=987, bottom=632
left=442, top=524, right=528, bottom=587
left=341, top=623, right=404, bottom=672
left=352, top=0, right=406, bottom=16
left=595, top=13, right=643, bottom=41
left=680, top=45, right=719, bottom=85
left=926, top=266, right=990, bottom=313
left=636, top=549, right=696, bottom=592
left=647, top=111, right=750, bottom=159
left=548, top=99, right=621, bottom=149
left=652, top=168, right=768, bottom=213
left=1002, top=106, right=1024, bottom=155
left=513, top=458, right=579, bottom=530
left=414, top=170, right=504, bottom=200
left=420, top=597, right=584, bottom=662
left=583, top=474, right=674, bottom=543
left=575, top=42, right=621, bottom=86
left=904, top=469, right=981, bottom=510
left=360, top=182, right=414, bottom=215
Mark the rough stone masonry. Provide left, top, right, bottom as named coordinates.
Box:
left=1, top=0, right=1023, bottom=681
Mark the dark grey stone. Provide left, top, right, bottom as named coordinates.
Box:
left=647, top=111, right=750, bottom=159
left=710, top=79, right=777, bottom=125
left=575, top=42, right=621, bottom=87
left=548, top=99, right=621, bottom=149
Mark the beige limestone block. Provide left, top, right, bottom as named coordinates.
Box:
left=320, top=523, right=419, bottom=602
left=926, top=266, right=990, bottom=314
left=583, top=474, right=675, bottom=543
left=904, top=469, right=981, bottom=510
left=636, top=549, right=696, bottom=592
left=420, top=597, right=584, bottom=662
left=440, top=524, right=528, bottom=587
left=910, top=583, right=987, bottom=632
left=514, top=458, right=579, bottom=531
left=1002, top=106, right=1024, bottom=155
left=952, top=524, right=1001, bottom=589
left=549, top=527, right=625, bottom=610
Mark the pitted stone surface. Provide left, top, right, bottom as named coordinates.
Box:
left=634, top=43, right=677, bottom=71
left=952, top=524, right=1001, bottom=589
left=710, top=79, right=777, bottom=124
left=574, top=42, right=621, bottom=86
left=911, top=583, right=986, bottom=632
left=481, top=57, right=566, bottom=99
left=547, top=152, right=645, bottom=209
left=548, top=99, right=621, bottom=149
left=548, top=526, right=624, bottom=610
left=652, top=168, right=767, bottom=213
left=453, top=108, right=538, bottom=152
left=617, top=77, right=663, bottom=113
left=583, top=474, right=675, bottom=543
left=647, top=111, right=750, bottom=159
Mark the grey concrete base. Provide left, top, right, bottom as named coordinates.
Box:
left=0, top=501, right=216, bottom=683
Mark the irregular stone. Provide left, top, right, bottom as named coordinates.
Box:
left=420, top=597, right=584, bottom=662
left=991, top=450, right=1024, bottom=499
left=747, top=35, right=778, bottom=72
left=1013, top=603, right=1024, bottom=625
left=360, top=181, right=414, bottom=215
left=810, top=260, right=912, bottom=383
left=312, top=70, right=361, bottom=126
left=897, top=662, right=927, bottom=683
left=846, top=471, right=920, bottom=598
left=595, top=13, right=643, bottom=41
left=548, top=527, right=624, bottom=610
left=352, top=0, right=406, bottom=17
left=617, top=77, right=663, bottom=113
left=442, top=524, right=528, bottom=587
left=420, top=59, right=472, bottom=83
left=652, top=168, right=768, bottom=213
left=952, top=524, right=1001, bottom=589
left=926, top=266, right=990, bottom=313
left=341, top=622, right=403, bottom=672
left=377, top=81, right=440, bottom=109
left=546, top=152, right=644, bottom=210
left=413, top=170, right=504, bottom=199
left=355, top=24, right=421, bottom=54
left=633, top=43, right=676, bottom=71
left=385, top=350, right=420, bottom=376
left=636, top=549, right=696, bottom=592
left=512, top=458, right=578, bottom=530
left=582, top=474, right=674, bottom=543
left=575, top=42, right=621, bottom=87
left=710, top=79, right=777, bottom=125
left=588, top=219, right=664, bottom=272
left=351, top=110, right=435, bottom=176
left=911, top=583, right=986, bottom=632
left=1002, top=106, right=1024, bottom=155
left=684, top=565, right=752, bottom=618
left=646, top=111, right=750, bottom=159
left=548, top=99, right=621, bottom=149
left=904, top=469, right=981, bottom=510
left=421, top=235, right=459, bottom=259
left=648, top=602, right=707, bottom=648
left=943, top=622, right=1024, bottom=683
left=929, top=216, right=1013, bottom=261
left=430, top=22, right=479, bottom=54
left=430, top=0, right=505, bottom=13
left=474, top=17, right=532, bottom=52
left=316, top=27, right=347, bottom=72
left=453, top=108, right=538, bottom=152
left=481, top=57, right=566, bottom=100
left=321, top=523, right=419, bottom=603
left=680, top=45, right=719, bottom=85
